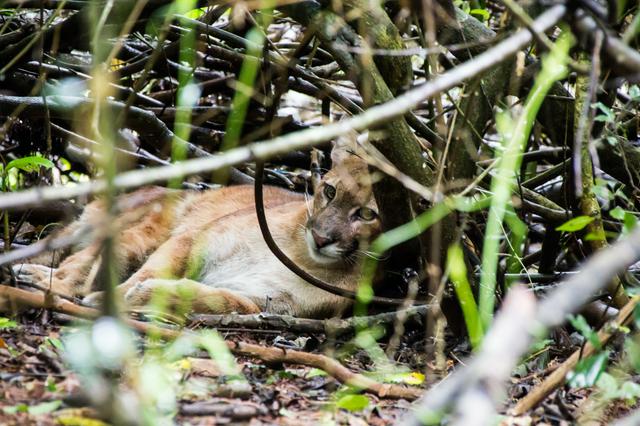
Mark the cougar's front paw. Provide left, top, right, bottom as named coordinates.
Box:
left=83, top=285, right=130, bottom=308
left=83, top=291, right=104, bottom=307
left=123, top=282, right=155, bottom=308
left=12, top=263, right=54, bottom=285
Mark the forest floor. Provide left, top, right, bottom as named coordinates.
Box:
left=0, top=308, right=633, bottom=425
left=1, top=310, right=417, bottom=425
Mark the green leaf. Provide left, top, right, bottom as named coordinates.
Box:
left=584, top=230, right=606, bottom=241
left=630, top=85, right=640, bottom=101
left=593, top=102, right=615, bottom=122
left=336, top=394, right=370, bottom=412
left=569, top=315, right=602, bottom=350
left=46, top=376, right=57, bottom=392
left=606, top=136, right=619, bottom=146
left=28, top=400, right=62, bottom=415
left=0, top=317, right=17, bottom=329
left=447, top=243, right=483, bottom=349
left=469, top=8, right=490, bottom=21
left=2, top=403, right=28, bottom=414
left=624, top=212, right=638, bottom=233
left=306, top=368, right=328, bottom=378
left=567, top=351, right=609, bottom=388
left=6, top=156, right=54, bottom=174
left=44, top=337, right=64, bottom=351
left=610, top=206, right=626, bottom=220
left=182, top=7, right=206, bottom=18
left=2, top=401, right=61, bottom=415
left=556, top=216, right=595, bottom=232
left=382, top=371, right=425, bottom=385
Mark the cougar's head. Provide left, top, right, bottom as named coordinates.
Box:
left=305, top=139, right=382, bottom=265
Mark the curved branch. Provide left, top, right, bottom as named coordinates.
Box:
left=254, top=161, right=412, bottom=306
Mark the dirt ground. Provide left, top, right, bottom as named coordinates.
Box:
left=1, top=308, right=635, bottom=425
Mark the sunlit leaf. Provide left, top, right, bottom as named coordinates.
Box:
left=170, top=358, right=192, bottom=371
left=6, top=156, right=54, bottom=173
left=469, top=8, right=490, bottom=21
left=0, top=317, right=17, bottom=329
left=2, top=403, right=28, bottom=414
left=4, top=400, right=62, bottom=415
left=306, top=368, right=328, bottom=378
left=46, top=376, right=57, bottom=392
left=336, top=394, right=370, bottom=412
left=382, top=371, right=426, bottom=385
left=584, top=230, right=606, bottom=241
left=27, top=400, right=62, bottom=415
left=567, top=351, right=609, bottom=388
left=182, top=7, right=207, bottom=19
left=556, top=216, right=595, bottom=232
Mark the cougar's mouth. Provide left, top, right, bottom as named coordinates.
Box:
left=304, top=228, right=343, bottom=265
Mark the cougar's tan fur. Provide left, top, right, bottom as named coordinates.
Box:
left=12, top=143, right=381, bottom=318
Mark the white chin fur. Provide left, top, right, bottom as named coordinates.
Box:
left=305, top=229, right=342, bottom=265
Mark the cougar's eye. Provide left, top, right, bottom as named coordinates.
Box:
left=323, top=184, right=336, bottom=200
left=357, top=207, right=377, bottom=221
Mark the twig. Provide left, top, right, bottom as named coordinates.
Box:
left=189, top=305, right=430, bottom=335
left=50, top=122, right=170, bottom=166
left=0, top=95, right=189, bottom=154
left=521, top=159, right=570, bottom=189
left=0, top=285, right=423, bottom=400
left=571, top=8, right=640, bottom=74
left=386, top=272, right=420, bottom=359
left=0, top=224, right=89, bottom=265
left=0, top=4, right=567, bottom=211
left=180, top=401, right=265, bottom=419
left=0, top=284, right=97, bottom=318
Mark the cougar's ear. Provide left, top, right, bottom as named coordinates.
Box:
left=330, top=132, right=367, bottom=165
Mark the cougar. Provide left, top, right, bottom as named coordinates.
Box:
left=11, top=141, right=381, bottom=318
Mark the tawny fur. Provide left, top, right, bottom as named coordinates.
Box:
left=12, top=149, right=381, bottom=319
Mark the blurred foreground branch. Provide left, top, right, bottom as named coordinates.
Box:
left=400, top=226, right=640, bottom=425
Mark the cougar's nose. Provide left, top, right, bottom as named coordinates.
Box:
left=312, top=230, right=334, bottom=248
